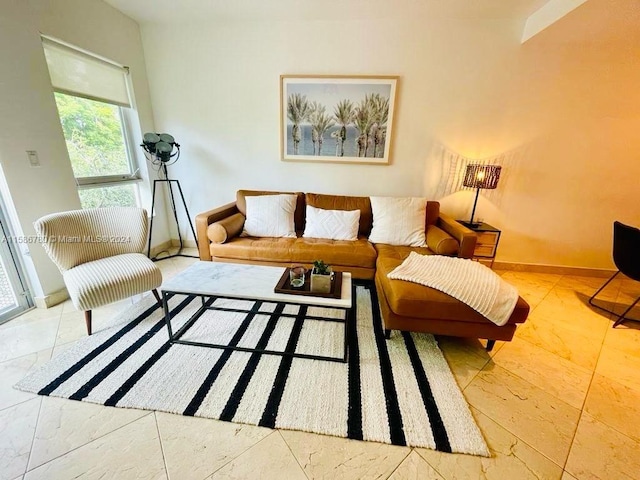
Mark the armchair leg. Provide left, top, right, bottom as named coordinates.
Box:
left=589, top=271, right=620, bottom=314
left=486, top=339, right=496, bottom=351
left=84, top=310, right=92, bottom=335
left=612, top=296, right=640, bottom=328
left=384, top=329, right=391, bottom=339
left=152, top=288, right=162, bottom=306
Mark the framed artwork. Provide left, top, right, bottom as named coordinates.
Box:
left=280, top=75, right=398, bottom=165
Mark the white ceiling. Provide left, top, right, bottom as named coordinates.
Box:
left=103, top=0, right=551, bottom=25
left=523, top=0, right=640, bottom=48
left=102, top=0, right=639, bottom=64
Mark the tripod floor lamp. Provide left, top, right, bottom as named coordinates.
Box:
left=462, top=164, right=502, bottom=228
left=141, top=133, right=198, bottom=261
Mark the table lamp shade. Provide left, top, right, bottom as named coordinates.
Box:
left=463, top=164, right=501, bottom=190
left=462, top=164, right=502, bottom=227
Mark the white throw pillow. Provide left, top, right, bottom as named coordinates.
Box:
left=242, top=194, right=297, bottom=238
left=368, top=196, right=427, bottom=247
left=303, top=205, right=361, bottom=241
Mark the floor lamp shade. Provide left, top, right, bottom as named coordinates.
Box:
left=463, top=164, right=502, bottom=227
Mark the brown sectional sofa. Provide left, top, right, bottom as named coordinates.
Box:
left=195, top=190, right=529, bottom=349
left=196, top=190, right=475, bottom=279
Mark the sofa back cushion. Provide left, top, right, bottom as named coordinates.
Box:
left=305, top=193, right=373, bottom=236
left=237, top=190, right=306, bottom=232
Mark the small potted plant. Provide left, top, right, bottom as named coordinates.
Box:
left=310, top=259, right=333, bottom=293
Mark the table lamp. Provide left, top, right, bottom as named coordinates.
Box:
left=462, top=164, right=501, bottom=227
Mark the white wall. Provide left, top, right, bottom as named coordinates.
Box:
left=0, top=1, right=80, bottom=297
left=0, top=0, right=168, bottom=299
left=140, top=8, right=640, bottom=269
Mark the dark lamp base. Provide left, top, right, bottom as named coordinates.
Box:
left=460, top=221, right=481, bottom=229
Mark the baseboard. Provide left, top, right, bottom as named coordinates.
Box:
left=34, top=287, right=69, bottom=309
left=148, top=239, right=198, bottom=260
left=492, top=261, right=615, bottom=278
left=170, top=238, right=198, bottom=249
left=149, top=240, right=174, bottom=258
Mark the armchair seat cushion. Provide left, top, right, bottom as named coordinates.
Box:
left=63, top=253, right=162, bottom=311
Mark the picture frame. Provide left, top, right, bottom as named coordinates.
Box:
left=280, top=75, right=398, bottom=165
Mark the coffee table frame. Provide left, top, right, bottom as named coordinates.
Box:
left=162, top=286, right=353, bottom=364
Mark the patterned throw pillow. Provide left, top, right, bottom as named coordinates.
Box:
left=302, top=205, right=361, bottom=241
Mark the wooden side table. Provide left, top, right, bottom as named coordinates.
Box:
left=458, top=221, right=501, bottom=268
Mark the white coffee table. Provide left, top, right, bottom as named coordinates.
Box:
left=160, top=261, right=353, bottom=362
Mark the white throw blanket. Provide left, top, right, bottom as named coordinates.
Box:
left=387, top=252, right=519, bottom=326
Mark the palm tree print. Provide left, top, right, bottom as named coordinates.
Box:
left=333, top=99, right=354, bottom=157
left=284, top=79, right=394, bottom=160
left=353, top=97, right=374, bottom=157
left=287, top=93, right=310, bottom=155
left=307, top=102, right=335, bottom=156
left=368, top=94, right=389, bottom=157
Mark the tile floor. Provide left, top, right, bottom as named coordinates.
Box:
left=1, top=251, right=639, bottom=479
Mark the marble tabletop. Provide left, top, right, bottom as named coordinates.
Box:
left=161, top=261, right=352, bottom=309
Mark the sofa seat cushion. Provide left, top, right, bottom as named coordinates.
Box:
left=374, top=244, right=434, bottom=261
left=210, top=237, right=295, bottom=264
left=375, top=254, right=528, bottom=325
left=289, top=237, right=377, bottom=268
left=211, top=236, right=377, bottom=269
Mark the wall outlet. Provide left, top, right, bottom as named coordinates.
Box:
left=26, top=150, right=40, bottom=167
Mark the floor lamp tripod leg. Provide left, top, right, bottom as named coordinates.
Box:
left=147, top=166, right=198, bottom=261
left=147, top=179, right=159, bottom=259
left=175, top=180, right=198, bottom=242
left=166, top=180, right=184, bottom=251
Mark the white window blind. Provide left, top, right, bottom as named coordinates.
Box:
left=42, top=37, right=131, bottom=108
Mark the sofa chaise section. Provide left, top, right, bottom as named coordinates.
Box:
left=374, top=249, right=530, bottom=349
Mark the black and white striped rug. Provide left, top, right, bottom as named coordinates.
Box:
left=16, top=283, right=488, bottom=455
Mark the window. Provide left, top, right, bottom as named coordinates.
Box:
left=42, top=37, right=141, bottom=209
left=54, top=93, right=139, bottom=208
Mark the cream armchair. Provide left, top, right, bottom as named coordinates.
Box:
left=34, top=207, right=162, bottom=335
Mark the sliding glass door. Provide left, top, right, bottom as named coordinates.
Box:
left=0, top=207, right=32, bottom=324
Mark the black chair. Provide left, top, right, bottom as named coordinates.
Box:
left=589, top=221, right=640, bottom=328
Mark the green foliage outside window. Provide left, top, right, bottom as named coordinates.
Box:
left=78, top=185, right=137, bottom=209
left=54, top=92, right=138, bottom=208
